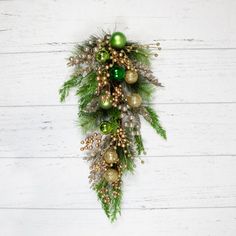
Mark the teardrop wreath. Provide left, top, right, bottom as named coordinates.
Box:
left=59, top=31, right=166, bottom=222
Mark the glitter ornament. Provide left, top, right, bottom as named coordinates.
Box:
left=125, top=70, right=138, bottom=84
left=104, top=169, right=119, bottom=183
left=104, top=149, right=119, bottom=164
left=127, top=93, right=142, bottom=108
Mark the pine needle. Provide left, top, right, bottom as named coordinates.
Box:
left=77, top=71, right=97, bottom=110
left=134, top=135, right=145, bottom=155
left=94, top=180, right=122, bottom=222
left=144, top=106, right=167, bottom=139
left=127, top=45, right=151, bottom=66
left=59, top=75, right=83, bottom=102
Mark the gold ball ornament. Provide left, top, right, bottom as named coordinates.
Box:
left=125, top=70, right=138, bottom=84
left=127, top=93, right=142, bottom=108
left=104, top=169, right=119, bottom=183
left=104, top=149, right=119, bottom=164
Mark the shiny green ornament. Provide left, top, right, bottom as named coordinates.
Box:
left=110, top=32, right=127, bottom=49
left=95, top=49, right=110, bottom=63
left=109, top=65, right=126, bottom=81
left=100, top=121, right=113, bottom=134
left=99, top=95, right=112, bottom=109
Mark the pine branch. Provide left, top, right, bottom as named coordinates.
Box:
left=127, top=76, right=155, bottom=102
left=143, top=106, right=167, bottom=139
left=110, top=188, right=122, bottom=222
left=94, top=180, right=122, bottom=222
left=59, top=75, right=83, bottom=102
left=78, top=112, right=99, bottom=134
left=78, top=107, right=120, bottom=134
left=94, top=181, right=110, bottom=218
left=127, top=45, right=151, bottom=66
left=117, top=147, right=136, bottom=173
left=134, top=135, right=145, bottom=155
left=77, top=71, right=97, bottom=110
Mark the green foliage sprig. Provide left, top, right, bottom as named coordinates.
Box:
left=144, top=106, right=167, bottom=139
left=59, top=75, right=83, bottom=102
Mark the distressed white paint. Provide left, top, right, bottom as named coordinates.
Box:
left=1, top=49, right=236, bottom=106
left=0, top=0, right=236, bottom=235
left=1, top=104, right=235, bottom=158
left=0, top=156, right=236, bottom=208
left=0, top=209, right=236, bottom=236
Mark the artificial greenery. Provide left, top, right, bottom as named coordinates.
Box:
left=76, top=71, right=97, bottom=110
left=94, top=180, right=122, bottom=222
left=127, top=76, right=155, bottom=102
left=134, top=135, right=145, bottom=155
left=59, top=75, right=83, bottom=102
left=127, top=43, right=152, bottom=66
left=59, top=31, right=166, bottom=222
left=144, top=106, right=167, bottom=139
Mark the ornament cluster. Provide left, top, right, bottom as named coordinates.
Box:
left=60, top=31, right=166, bottom=222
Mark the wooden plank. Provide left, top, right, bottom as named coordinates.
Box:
left=1, top=49, right=236, bottom=106
left=0, top=104, right=235, bottom=158
left=1, top=0, right=236, bottom=235
left=0, top=208, right=235, bottom=236
left=0, top=156, right=235, bottom=209
left=0, top=0, right=236, bottom=53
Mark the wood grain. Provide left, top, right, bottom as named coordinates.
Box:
left=0, top=208, right=236, bottom=236
left=1, top=0, right=236, bottom=235
left=0, top=104, right=235, bottom=158
left=1, top=49, right=236, bottom=106
left=0, top=0, right=236, bottom=53
left=0, top=156, right=235, bottom=209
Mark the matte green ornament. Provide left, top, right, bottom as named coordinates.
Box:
left=100, top=121, right=113, bottom=134
left=109, top=65, right=126, bottom=81
left=99, top=95, right=112, bottom=109
left=110, top=32, right=127, bottom=49
left=95, top=49, right=110, bottom=63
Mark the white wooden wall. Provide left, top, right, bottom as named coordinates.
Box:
left=0, top=0, right=236, bottom=235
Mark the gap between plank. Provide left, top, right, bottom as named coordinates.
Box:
left=0, top=206, right=235, bottom=211
left=0, top=154, right=235, bottom=159
left=0, top=102, right=236, bottom=108
left=1, top=47, right=236, bottom=55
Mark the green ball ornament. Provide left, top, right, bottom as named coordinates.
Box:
left=95, top=49, right=110, bottom=63
left=100, top=121, right=113, bottom=135
left=110, top=32, right=127, bottom=49
left=109, top=65, right=126, bottom=81
left=99, top=96, right=112, bottom=109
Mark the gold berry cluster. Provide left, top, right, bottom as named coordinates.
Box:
left=98, top=181, right=121, bottom=204
left=80, top=133, right=102, bottom=151
left=96, top=66, right=110, bottom=93
left=111, top=85, right=125, bottom=107
left=110, top=128, right=129, bottom=148
left=90, top=159, right=107, bottom=175
left=109, top=48, right=135, bottom=71
left=126, top=42, right=161, bottom=57
left=100, top=90, right=111, bottom=102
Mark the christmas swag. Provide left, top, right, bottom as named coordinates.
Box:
left=59, top=31, right=166, bottom=222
